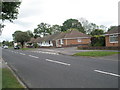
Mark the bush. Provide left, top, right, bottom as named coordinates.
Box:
left=33, top=43, right=38, bottom=48
left=91, top=36, right=105, bottom=46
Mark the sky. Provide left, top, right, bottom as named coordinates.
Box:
left=0, top=0, right=119, bottom=41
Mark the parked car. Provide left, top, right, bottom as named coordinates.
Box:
left=3, top=45, right=8, bottom=49
left=14, top=46, right=20, bottom=49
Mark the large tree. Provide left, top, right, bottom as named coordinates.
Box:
left=90, top=29, right=104, bottom=36
left=61, top=19, right=85, bottom=33
left=34, top=23, right=52, bottom=37
left=79, top=18, right=107, bottom=34
left=0, top=1, right=21, bottom=35
left=12, top=31, right=30, bottom=48
left=50, top=24, right=62, bottom=34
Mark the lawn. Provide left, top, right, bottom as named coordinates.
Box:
left=2, top=68, right=24, bottom=88
left=20, top=48, right=36, bottom=50
left=73, top=51, right=119, bottom=57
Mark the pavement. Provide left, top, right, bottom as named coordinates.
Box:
left=2, top=48, right=119, bottom=88
left=34, top=47, right=119, bottom=61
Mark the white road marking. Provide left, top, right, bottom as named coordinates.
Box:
left=32, top=51, right=59, bottom=55
left=19, top=53, right=26, bottom=55
left=45, top=59, right=71, bottom=66
left=29, top=55, right=39, bottom=58
left=94, top=70, right=120, bottom=77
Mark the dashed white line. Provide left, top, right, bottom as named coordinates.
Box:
left=19, top=53, right=26, bottom=55
left=45, top=59, right=71, bottom=66
left=28, top=55, right=39, bottom=58
left=94, top=70, right=120, bottom=77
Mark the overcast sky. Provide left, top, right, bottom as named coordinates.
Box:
left=0, top=0, right=119, bottom=41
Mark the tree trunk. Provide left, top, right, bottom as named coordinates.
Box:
left=21, top=42, right=24, bottom=48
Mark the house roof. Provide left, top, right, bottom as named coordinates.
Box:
left=45, top=32, right=61, bottom=41
left=106, top=26, right=120, bottom=34
left=34, top=29, right=91, bottom=43
left=27, top=38, right=36, bottom=43
left=64, top=29, right=91, bottom=38
left=54, top=29, right=91, bottom=40
left=34, top=37, right=43, bottom=43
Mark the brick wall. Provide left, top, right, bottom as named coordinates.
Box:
left=63, top=38, right=91, bottom=46
left=105, top=36, right=118, bottom=47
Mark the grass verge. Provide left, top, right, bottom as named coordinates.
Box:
left=20, top=48, right=36, bottom=50
left=73, top=51, right=119, bottom=57
left=2, top=68, right=24, bottom=88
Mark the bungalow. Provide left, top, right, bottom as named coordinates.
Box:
left=105, top=26, right=120, bottom=47
left=34, top=35, right=54, bottom=47
left=34, top=29, right=91, bottom=48
left=26, top=38, right=36, bottom=47
left=54, top=29, right=91, bottom=47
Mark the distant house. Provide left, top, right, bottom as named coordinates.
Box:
left=26, top=38, right=36, bottom=47
left=53, top=29, right=91, bottom=47
left=105, top=26, right=120, bottom=47
left=34, top=29, right=91, bottom=48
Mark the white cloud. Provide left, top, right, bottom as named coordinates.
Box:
left=1, top=0, right=119, bottom=41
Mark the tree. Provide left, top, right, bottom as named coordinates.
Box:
left=79, top=18, right=107, bottom=34
left=26, top=30, right=34, bottom=38
left=0, top=1, right=21, bottom=35
left=50, top=24, right=61, bottom=34
left=90, top=29, right=104, bottom=36
left=79, top=18, right=91, bottom=34
left=61, top=19, right=85, bottom=33
left=1, top=1, right=21, bottom=22
left=34, top=23, right=52, bottom=37
left=12, top=31, right=30, bottom=48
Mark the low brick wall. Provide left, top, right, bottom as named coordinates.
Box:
left=77, top=46, right=119, bottom=50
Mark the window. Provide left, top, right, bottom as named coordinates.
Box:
left=109, top=34, right=118, bottom=43
left=77, top=39, right=82, bottom=42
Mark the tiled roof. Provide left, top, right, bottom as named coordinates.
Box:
left=34, top=37, right=43, bottom=43
left=27, top=38, right=36, bottom=43
left=34, top=29, right=91, bottom=42
left=106, top=26, right=120, bottom=34
left=64, top=29, right=91, bottom=38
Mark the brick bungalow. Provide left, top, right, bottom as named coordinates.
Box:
left=33, top=29, right=91, bottom=48
left=105, top=26, right=120, bottom=47
left=54, top=29, right=91, bottom=47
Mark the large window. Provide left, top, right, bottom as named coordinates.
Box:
left=109, top=34, right=118, bottom=43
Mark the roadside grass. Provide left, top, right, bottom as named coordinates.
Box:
left=20, top=48, right=36, bottom=50
left=73, top=51, right=120, bottom=57
left=2, top=68, right=24, bottom=88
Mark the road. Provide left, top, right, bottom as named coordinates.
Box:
left=2, top=48, right=119, bottom=88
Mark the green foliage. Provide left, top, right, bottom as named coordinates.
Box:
left=34, top=23, right=52, bottom=37
left=2, top=41, right=14, bottom=46
left=50, top=24, right=62, bottom=34
left=74, top=51, right=119, bottom=57
left=26, top=30, right=34, bottom=38
left=90, top=29, right=104, bottom=36
left=91, top=36, right=105, bottom=46
left=2, top=68, right=24, bottom=88
left=61, top=19, right=85, bottom=33
left=33, top=43, right=38, bottom=48
left=12, top=31, right=31, bottom=48
left=1, top=1, right=21, bottom=22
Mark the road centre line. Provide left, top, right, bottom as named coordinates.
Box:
left=28, top=55, right=39, bottom=59
left=94, top=70, right=120, bottom=77
left=45, top=59, right=71, bottom=66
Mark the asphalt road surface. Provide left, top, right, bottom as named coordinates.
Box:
left=2, top=48, right=119, bottom=88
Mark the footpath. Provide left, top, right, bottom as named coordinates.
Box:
left=35, top=47, right=119, bottom=61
